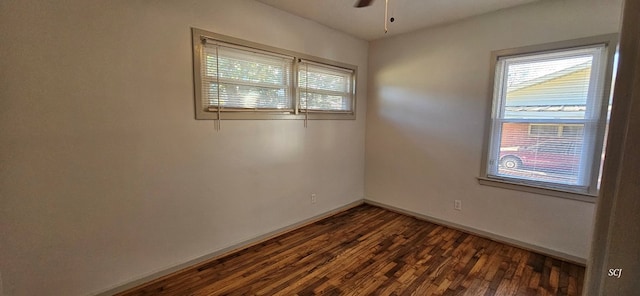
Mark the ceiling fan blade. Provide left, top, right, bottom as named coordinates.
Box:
left=354, top=0, right=374, bottom=8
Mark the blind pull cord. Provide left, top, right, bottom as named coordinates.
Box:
left=304, top=62, right=309, bottom=128
left=216, top=46, right=221, bottom=131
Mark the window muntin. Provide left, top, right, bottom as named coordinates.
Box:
left=485, top=42, right=612, bottom=193
left=192, top=28, right=357, bottom=120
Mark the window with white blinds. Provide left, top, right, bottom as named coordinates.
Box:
left=192, top=28, right=357, bottom=120
left=481, top=35, right=617, bottom=198
left=201, top=42, right=293, bottom=111
left=298, top=61, right=354, bottom=113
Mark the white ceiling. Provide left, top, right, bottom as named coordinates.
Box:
left=256, top=0, right=539, bottom=40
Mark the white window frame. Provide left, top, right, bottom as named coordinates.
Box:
left=192, top=28, right=357, bottom=120
left=478, top=34, right=618, bottom=201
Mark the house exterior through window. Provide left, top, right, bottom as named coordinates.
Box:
left=480, top=35, right=618, bottom=199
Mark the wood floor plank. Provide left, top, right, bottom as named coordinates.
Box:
left=116, top=204, right=585, bottom=296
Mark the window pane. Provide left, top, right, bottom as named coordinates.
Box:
left=503, top=51, right=595, bottom=120
left=497, top=123, right=584, bottom=185
left=217, top=53, right=288, bottom=86
left=206, top=83, right=290, bottom=109
left=300, top=92, right=351, bottom=111
left=299, top=68, right=349, bottom=92
left=298, top=62, right=353, bottom=112
left=202, top=43, right=293, bottom=110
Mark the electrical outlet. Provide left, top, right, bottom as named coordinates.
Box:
left=454, top=200, right=462, bottom=211
left=311, top=194, right=317, bottom=204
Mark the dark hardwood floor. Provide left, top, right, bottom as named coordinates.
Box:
left=117, top=204, right=584, bottom=296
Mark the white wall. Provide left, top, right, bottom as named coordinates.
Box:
left=366, top=0, right=622, bottom=261
left=0, top=0, right=367, bottom=295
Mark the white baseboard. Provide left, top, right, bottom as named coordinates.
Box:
left=94, top=200, right=364, bottom=296
left=363, top=199, right=587, bottom=266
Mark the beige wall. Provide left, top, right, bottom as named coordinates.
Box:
left=0, top=0, right=367, bottom=295
left=366, top=0, right=622, bottom=261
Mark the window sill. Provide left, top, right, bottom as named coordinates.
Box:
left=477, top=177, right=597, bottom=203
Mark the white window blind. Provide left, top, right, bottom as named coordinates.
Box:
left=298, top=60, right=354, bottom=113
left=201, top=41, right=293, bottom=111
left=487, top=45, right=608, bottom=191
left=192, top=28, right=357, bottom=120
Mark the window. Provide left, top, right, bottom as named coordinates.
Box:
left=480, top=35, right=617, bottom=198
left=192, top=28, right=356, bottom=120
left=298, top=60, right=354, bottom=113
left=202, top=43, right=293, bottom=111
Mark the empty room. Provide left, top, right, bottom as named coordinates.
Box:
left=1, top=0, right=639, bottom=295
